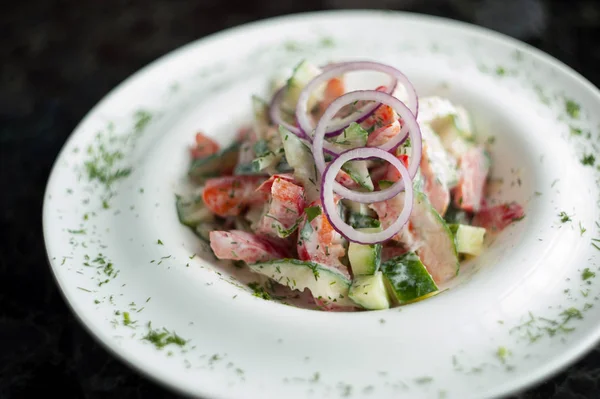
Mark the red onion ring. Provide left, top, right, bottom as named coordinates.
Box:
left=321, top=148, right=414, bottom=244
left=312, top=90, right=422, bottom=203
left=269, top=87, right=307, bottom=139
left=296, top=61, right=418, bottom=138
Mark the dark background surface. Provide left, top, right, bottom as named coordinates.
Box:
left=2, top=0, right=600, bottom=398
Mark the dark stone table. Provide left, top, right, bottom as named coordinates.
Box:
left=2, top=0, right=599, bottom=397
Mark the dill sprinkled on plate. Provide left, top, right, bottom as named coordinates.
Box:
left=68, top=229, right=86, bottom=234
left=84, top=145, right=131, bottom=188
left=495, top=346, right=511, bottom=364
left=133, top=110, right=153, bottom=133
left=582, top=268, right=596, bottom=281
left=142, top=322, right=187, bottom=349
left=414, top=376, right=433, bottom=385
left=157, top=239, right=164, bottom=245
left=248, top=282, right=272, bottom=300
left=581, top=154, right=595, bottom=166
left=570, top=126, right=582, bottom=136
left=558, top=211, right=571, bottom=223
left=565, top=99, right=581, bottom=118
left=320, top=37, right=335, bottom=48
left=122, top=311, right=134, bottom=326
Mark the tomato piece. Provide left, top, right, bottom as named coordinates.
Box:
left=190, top=132, right=220, bottom=159
left=202, top=176, right=267, bottom=217
left=472, top=202, right=525, bottom=232
left=361, top=100, right=398, bottom=133
left=335, top=169, right=361, bottom=189
left=317, top=77, right=346, bottom=117
left=366, top=120, right=402, bottom=147
left=453, top=146, right=490, bottom=213
left=329, top=85, right=387, bottom=120
left=256, top=174, right=297, bottom=194
left=256, top=177, right=306, bottom=237
left=209, top=230, right=290, bottom=263
left=384, top=154, right=409, bottom=182
left=297, top=199, right=349, bottom=278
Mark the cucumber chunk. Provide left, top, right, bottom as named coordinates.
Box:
left=331, top=122, right=368, bottom=149
left=248, top=259, right=354, bottom=307
left=281, top=60, right=324, bottom=114
left=348, top=213, right=380, bottom=229
left=382, top=252, right=439, bottom=304
left=349, top=272, right=390, bottom=310
left=410, top=191, right=460, bottom=283
left=342, top=160, right=375, bottom=191
left=449, top=224, right=486, bottom=256
left=280, top=126, right=319, bottom=202
left=175, top=193, right=215, bottom=227
left=188, top=142, right=240, bottom=182
left=348, top=228, right=382, bottom=276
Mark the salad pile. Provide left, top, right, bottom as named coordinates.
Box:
left=176, top=60, right=525, bottom=311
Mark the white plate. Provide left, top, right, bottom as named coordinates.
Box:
left=43, top=10, right=600, bottom=399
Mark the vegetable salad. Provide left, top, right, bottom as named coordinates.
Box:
left=176, top=60, right=525, bottom=311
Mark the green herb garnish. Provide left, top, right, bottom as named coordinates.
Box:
left=142, top=322, right=187, bottom=349
left=581, top=154, right=595, bottom=166
left=558, top=212, right=571, bottom=223
left=565, top=99, right=581, bottom=118
left=582, top=268, right=596, bottom=281
left=248, top=282, right=272, bottom=300
left=305, top=206, right=322, bottom=222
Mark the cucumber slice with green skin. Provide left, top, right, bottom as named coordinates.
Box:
left=252, top=153, right=279, bottom=172
left=382, top=252, right=438, bottom=304
left=188, top=142, right=240, bottom=182
left=348, top=213, right=381, bottom=229
left=331, top=122, right=368, bottom=149
left=253, top=139, right=285, bottom=173
left=348, top=227, right=382, bottom=275
left=281, top=60, right=324, bottom=114
left=331, top=125, right=372, bottom=188
left=234, top=162, right=262, bottom=176
left=235, top=140, right=285, bottom=175
left=175, top=193, right=215, bottom=227
left=449, top=224, right=486, bottom=256
left=342, top=160, right=375, bottom=191
left=349, top=272, right=390, bottom=310
left=342, top=199, right=374, bottom=216
left=280, top=126, right=320, bottom=202
left=410, top=191, right=460, bottom=284
left=248, top=259, right=354, bottom=307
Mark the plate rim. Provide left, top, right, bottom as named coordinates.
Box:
left=42, top=9, right=600, bottom=399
